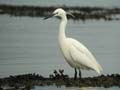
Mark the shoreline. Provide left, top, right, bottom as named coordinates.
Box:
left=0, top=4, right=120, bottom=21
left=0, top=70, right=120, bottom=90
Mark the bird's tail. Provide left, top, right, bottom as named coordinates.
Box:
left=94, top=64, right=103, bottom=75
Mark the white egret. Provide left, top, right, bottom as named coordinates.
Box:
left=44, top=8, right=102, bottom=80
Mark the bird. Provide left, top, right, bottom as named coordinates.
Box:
left=44, top=8, right=102, bottom=80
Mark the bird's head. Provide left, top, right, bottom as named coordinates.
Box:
left=44, top=8, right=74, bottom=20
left=53, top=8, right=66, bottom=19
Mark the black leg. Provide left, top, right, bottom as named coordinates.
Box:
left=74, top=68, right=77, bottom=80
left=79, top=70, right=81, bottom=79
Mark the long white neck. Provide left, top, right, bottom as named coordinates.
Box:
left=59, top=16, right=67, bottom=42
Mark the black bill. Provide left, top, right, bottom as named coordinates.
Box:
left=44, top=14, right=55, bottom=20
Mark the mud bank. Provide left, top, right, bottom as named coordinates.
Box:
left=0, top=70, right=120, bottom=90
left=0, top=4, right=120, bottom=21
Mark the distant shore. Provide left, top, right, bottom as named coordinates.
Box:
left=0, top=4, right=120, bottom=21
left=0, top=70, right=120, bottom=90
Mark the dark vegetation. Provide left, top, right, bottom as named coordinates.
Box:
left=0, top=69, right=120, bottom=90
left=0, top=4, right=120, bottom=21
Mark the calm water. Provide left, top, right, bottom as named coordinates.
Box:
left=0, top=0, right=120, bottom=7
left=0, top=14, right=120, bottom=90
left=32, top=86, right=120, bottom=90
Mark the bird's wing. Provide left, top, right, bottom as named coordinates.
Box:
left=67, top=38, right=102, bottom=73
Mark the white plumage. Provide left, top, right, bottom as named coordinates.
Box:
left=44, top=8, right=102, bottom=79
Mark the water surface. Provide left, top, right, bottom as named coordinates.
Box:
left=0, top=15, right=120, bottom=78
left=0, top=0, right=120, bottom=7
left=32, top=86, right=120, bottom=90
